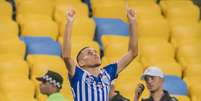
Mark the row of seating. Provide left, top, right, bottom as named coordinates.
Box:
left=0, top=0, right=200, bottom=101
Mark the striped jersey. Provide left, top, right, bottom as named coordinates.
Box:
left=69, top=63, right=118, bottom=101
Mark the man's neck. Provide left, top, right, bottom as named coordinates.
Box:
left=151, top=89, right=164, bottom=101
left=83, top=66, right=100, bottom=76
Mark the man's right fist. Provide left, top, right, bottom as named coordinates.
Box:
left=66, top=8, right=75, bottom=22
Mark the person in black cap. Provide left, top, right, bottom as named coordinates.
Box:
left=36, top=70, right=68, bottom=101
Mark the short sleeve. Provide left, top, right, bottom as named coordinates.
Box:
left=69, top=66, right=84, bottom=86
left=103, top=63, right=118, bottom=81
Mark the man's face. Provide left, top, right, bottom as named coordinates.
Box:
left=39, top=81, right=54, bottom=94
left=77, top=47, right=101, bottom=67
left=144, top=75, right=163, bottom=92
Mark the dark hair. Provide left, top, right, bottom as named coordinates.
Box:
left=76, top=47, right=90, bottom=66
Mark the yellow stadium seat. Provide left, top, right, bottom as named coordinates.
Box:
left=21, top=19, right=58, bottom=40
left=54, top=3, right=89, bottom=23
left=7, top=98, right=38, bottom=101
left=0, top=20, right=19, bottom=39
left=184, top=77, right=200, bottom=100
left=91, top=0, right=125, bottom=10
left=0, top=59, right=29, bottom=79
left=60, top=83, right=74, bottom=101
left=15, top=0, right=25, bottom=7
left=17, top=14, right=53, bottom=27
left=0, top=39, right=26, bottom=59
left=128, top=1, right=162, bottom=19
left=184, top=76, right=201, bottom=89
left=59, top=17, right=95, bottom=40
left=58, top=37, right=100, bottom=60
left=115, top=77, right=142, bottom=100
left=136, top=18, right=170, bottom=40
left=102, top=35, right=129, bottom=47
left=0, top=1, right=12, bottom=19
left=189, top=84, right=201, bottom=101
left=176, top=43, right=201, bottom=67
left=27, top=55, right=68, bottom=80
left=102, top=35, right=129, bottom=58
left=160, top=0, right=194, bottom=15
left=144, top=61, right=183, bottom=77
left=92, top=1, right=127, bottom=22
left=17, top=0, right=54, bottom=17
left=139, top=38, right=175, bottom=60
left=0, top=79, right=35, bottom=99
left=166, top=5, right=200, bottom=22
left=171, top=23, right=201, bottom=47
left=55, top=0, right=82, bottom=5
left=184, top=63, right=201, bottom=78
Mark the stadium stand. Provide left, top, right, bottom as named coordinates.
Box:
left=0, top=0, right=200, bottom=101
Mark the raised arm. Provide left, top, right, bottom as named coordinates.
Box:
left=117, top=9, right=138, bottom=73
left=62, top=9, right=76, bottom=77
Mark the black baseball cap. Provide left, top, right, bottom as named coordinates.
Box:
left=36, top=70, right=63, bottom=89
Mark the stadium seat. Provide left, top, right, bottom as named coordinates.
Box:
left=21, top=19, right=58, bottom=40
left=102, top=35, right=129, bottom=58
left=189, top=83, right=201, bottom=101
left=21, top=36, right=61, bottom=56
left=128, top=1, right=162, bottom=19
left=17, top=14, right=52, bottom=27
left=94, top=18, right=129, bottom=48
left=163, top=75, right=188, bottom=95
left=0, top=59, right=29, bottom=79
left=176, top=42, right=201, bottom=67
left=171, top=23, right=201, bottom=48
left=0, top=1, right=12, bottom=19
left=54, top=3, right=89, bottom=24
left=184, top=77, right=200, bottom=100
left=59, top=17, right=95, bottom=40
left=144, top=61, right=183, bottom=77
left=136, top=18, right=170, bottom=40
left=92, top=1, right=127, bottom=22
left=0, top=79, right=35, bottom=99
left=17, top=0, right=54, bottom=17
left=115, top=77, right=142, bottom=100
left=0, top=20, right=19, bottom=39
left=165, top=4, right=200, bottom=22
left=160, top=0, right=194, bottom=15
left=55, top=0, right=82, bottom=5
left=0, top=39, right=26, bottom=59
left=184, top=63, right=201, bottom=78
left=139, top=38, right=175, bottom=60
left=26, top=55, right=67, bottom=80
left=58, top=37, right=100, bottom=60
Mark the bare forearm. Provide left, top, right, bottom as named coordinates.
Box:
left=128, top=22, right=138, bottom=57
left=63, top=21, right=73, bottom=58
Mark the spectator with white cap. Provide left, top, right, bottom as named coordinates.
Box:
left=134, top=66, right=178, bottom=101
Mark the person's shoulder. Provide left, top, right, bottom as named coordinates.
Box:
left=48, top=93, right=66, bottom=101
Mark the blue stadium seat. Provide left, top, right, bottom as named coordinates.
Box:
left=163, top=75, right=188, bottom=96
left=94, top=18, right=128, bottom=49
left=20, top=36, right=61, bottom=56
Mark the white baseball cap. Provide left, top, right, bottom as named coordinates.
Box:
left=141, top=66, right=164, bottom=80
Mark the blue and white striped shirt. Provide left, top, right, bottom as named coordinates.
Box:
left=69, top=63, right=118, bottom=101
